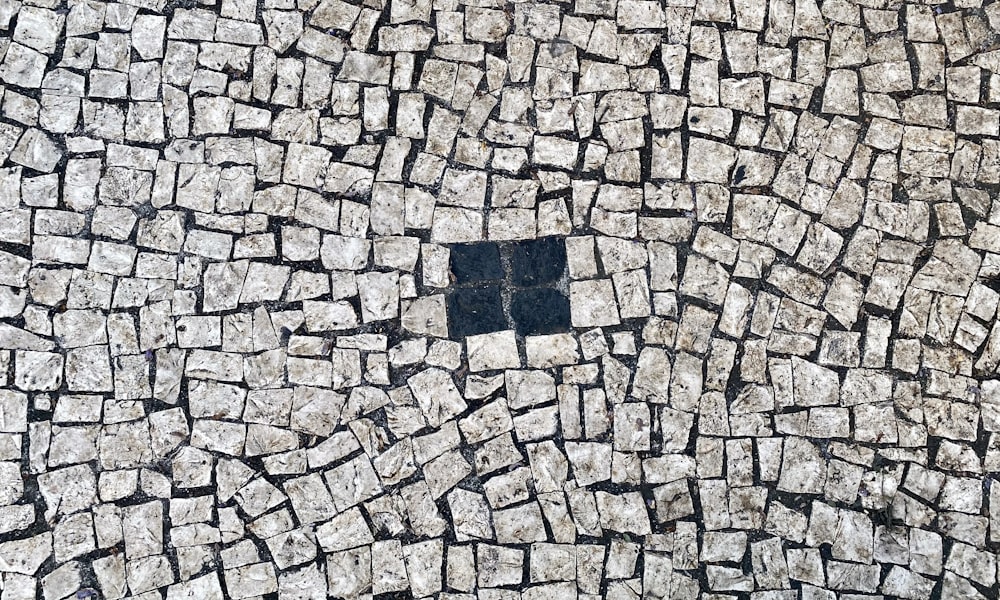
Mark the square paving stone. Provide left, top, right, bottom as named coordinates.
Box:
left=511, top=287, right=571, bottom=335
left=450, top=242, right=503, bottom=284
left=511, top=237, right=566, bottom=287
left=447, top=286, right=506, bottom=338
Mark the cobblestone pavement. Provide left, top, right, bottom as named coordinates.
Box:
left=3, top=0, right=1000, bottom=598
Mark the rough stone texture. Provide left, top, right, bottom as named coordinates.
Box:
left=3, top=0, right=1000, bottom=598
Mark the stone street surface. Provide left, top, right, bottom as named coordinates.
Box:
left=1, top=0, right=1000, bottom=598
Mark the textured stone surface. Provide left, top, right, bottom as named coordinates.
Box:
left=3, top=0, right=1000, bottom=598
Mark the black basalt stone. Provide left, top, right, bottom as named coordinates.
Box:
left=447, top=286, right=506, bottom=338
left=450, top=242, right=503, bottom=284
left=511, top=287, right=571, bottom=335
left=511, top=237, right=566, bottom=287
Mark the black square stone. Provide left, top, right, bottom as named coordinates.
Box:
left=511, top=287, right=571, bottom=335
left=450, top=242, right=503, bottom=284
left=447, top=286, right=506, bottom=338
left=511, top=237, right=566, bottom=287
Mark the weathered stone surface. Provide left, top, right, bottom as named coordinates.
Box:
left=4, top=2, right=995, bottom=597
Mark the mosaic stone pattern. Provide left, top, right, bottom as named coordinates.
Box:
left=1, top=0, right=1000, bottom=598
